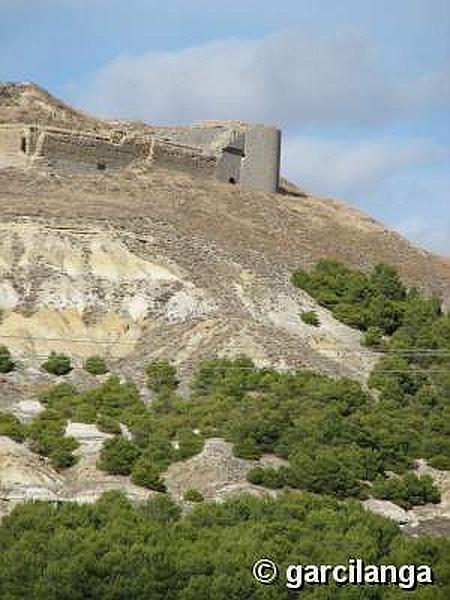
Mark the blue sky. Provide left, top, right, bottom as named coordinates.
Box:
left=1, top=0, right=449, bottom=255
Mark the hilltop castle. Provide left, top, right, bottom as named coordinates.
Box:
left=0, top=83, right=281, bottom=193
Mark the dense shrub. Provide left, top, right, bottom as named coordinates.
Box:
left=300, top=310, right=320, bottom=326
left=41, top=352, right=72, bottom=376
left=97, top=436, right=140, bottom=476
left=83, top=355, right=109, bottom=375
left=95, top=413, right=121, bottom=434
left=175, top=429, right=204, bottom=460
left=0, top=491, right=448, bottom=598
left=233, top=438, right=261, bottom=460
left=429, top=454, right=450, bottom=470
left=247, top=466, right=286, bottom=489
left=190, top=355, right=260, bottom=398
left=0, top=345, right=14, bottom=373
left=363, top=326, right=384, bottom=348
left=372, top=473, right=440, bottom=509
left=288, top=446, right=367, bottom=498
left=0, top=411, right=26, bottom=442
left=183, top=488, right=204, bottom=502
left=131, top=456, right=166, bottom=491
left=146, top=360, right=178, bottom=392
left=28, top=409, right=79, bottom=469
left=292, top=259, right=450, bottom=473
left=291, top=260, right=410, bottom=335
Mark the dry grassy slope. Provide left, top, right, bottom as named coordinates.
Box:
left=0, top=82, right=148, bottom=133
left=1, top=164, right=450, bottom=385
left=1, top=82, right=450, bottom=383
left=0, top=82, right=101, bottom=130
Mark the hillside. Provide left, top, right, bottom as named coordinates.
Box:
left=1, top=165, right=450, bottom=381
left=1, top=84, right=450, bottom=535
left=0, top=82, right=102, bottom=130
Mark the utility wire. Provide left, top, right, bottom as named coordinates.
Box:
left=1, top=332, right=450, bottom=354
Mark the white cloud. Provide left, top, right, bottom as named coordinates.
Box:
left=281, top=135, right=448, bottom=197
left=79, top=32, right=449, bottom=127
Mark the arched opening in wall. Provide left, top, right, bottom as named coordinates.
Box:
left=97, top=162, right=106, bottom=171
left=229, top=177, right=236, bottom=184
left=20, top=137, right=27, bottom=153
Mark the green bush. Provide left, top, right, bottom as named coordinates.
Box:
left=372, top=473, right=440, bottom=510
left=233, top=438, right=261, bottom=460
left=246, top=466, right=286, bottom=489
left=288, top=446, right=367, bottom=498
left=0, top=411, right=27, bottom=442
left=363, top=326, right=384, bottom=348
left=428, top=454, right=450, bottom=470
left=300, top=310, right=320, bottom=327
left=83, top=355, right=109, bottom=375
left=0, top=344, right=15, bottom=373
left=97, top=436, right=140, bottom=476
left=41, top=352, right=72, bottom=376
left=96, top=414, right=121, bottom=435
left=131, top=456, right=166, bottom=491
left=28, top=409, right=79, bottom=469
left=38, top=383, right=77, bottom=409
left=175, top=429, right=204, bottom=460
left=3, top=491, right=449, bottom=598
left=190, top=356, right=258, bottom=398
left=183, top=488, right=204, bottom=502
left=48, top=437, right=80, bottom=470
left=291, top=260, right=409, bottom=335
left=146, top=360, right=178, bottom=392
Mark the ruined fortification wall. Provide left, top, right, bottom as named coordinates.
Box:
left=151, top=123, right=281, bottom=193
left=214, top=131, right=245, bottom=184
left=215, top=150, right=242, bottom=184
left=149, top=125, right=232, bottom=152
left=0, top=116, right=282, bottom=193
left=34, top=128, right=150, bottom=173
left=0, top=124, right=29, bottom=168
left=240, top=125, right=281, bottom=194
left=151, top=138, right=217, bottom=179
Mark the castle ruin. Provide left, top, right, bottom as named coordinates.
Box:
left=0, top=111, right=281, bottom=193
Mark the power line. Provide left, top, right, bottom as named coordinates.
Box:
left=1, top=332, right=450, bottom=354
left=1, top=334, right=449, bottom=375
left=0, top=333, right=137, bottom=346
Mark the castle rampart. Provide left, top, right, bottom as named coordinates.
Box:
left=0, top=119, right=281, bottom=193
left=34, top=127, right=150, bottom=173
left=151, top=138, right=218, bottom=179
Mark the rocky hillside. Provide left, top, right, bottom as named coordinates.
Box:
left=1, top=164, right=450, bottom=383
left=0, top=82, right=101, bottom=130
left=1, top=84, right=450, bottom=530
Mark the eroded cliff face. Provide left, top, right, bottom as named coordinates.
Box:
left=0, top=217, right=378, bottom=384
left=0, top=221, right=214, bottom=362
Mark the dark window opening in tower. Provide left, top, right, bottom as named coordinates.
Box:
left=229, top=177, right=236, bottom=184
left=97, top=162, right=106, bottom=171
left=20, top=137, right=27, bottom=153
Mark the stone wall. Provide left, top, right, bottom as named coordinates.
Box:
left=33, top=128, right=150, bottom=173
left=240, top=125, right=281, bottom=194
left=0, top=119, right=282, bottom=193
left=0, top=124, right=29, bottom=168
left=149, top=124, right=233, bottom=152
left=151, top=138, right=218, bottom=179
left=215, top=150, right=242, bottom=185
left=149, top=123, right=281, bottom=193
